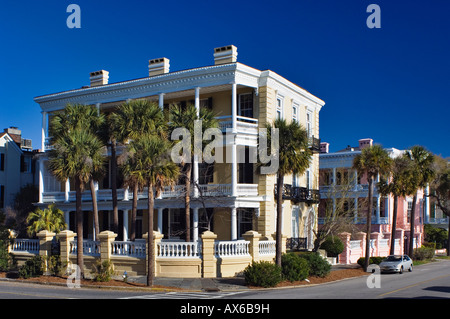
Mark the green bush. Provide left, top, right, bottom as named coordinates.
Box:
left=320, top=236, right=344, bottom=257
left=413, top=246, right=435, bottom=261
left=19, top=256, right=44, bottom=279
left=46, top=255, right=67, bottom=277
left=299, top=252, right=331, bottom=278
left=243, top=261, right=282, bottom=288
left=357, top=256, right=384, bottom=268
left=281, top=253, right=310, bottom=282
left=94, top=260, right=115, bottom=282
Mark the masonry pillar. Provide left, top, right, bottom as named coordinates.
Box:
left=37, top=230, right=56, bottom=274
left=338, top=232, right=351, bottom=265
left=370, top=232, right=382, bottom=257
left=143, top=231, right=163, bottom=277
left=356, top=232, right=367, bottom=256
left=242, top=230, right=261, bottom=262
left=395, top=229, right=405, bottom=255
left=98, top=231, right=117, bottom=264
left=201, top=231, right=217, bottom=278
left=57, top=230, right=76, bottom=269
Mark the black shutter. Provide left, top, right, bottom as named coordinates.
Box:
left=0, top=154, right=4, bottom=171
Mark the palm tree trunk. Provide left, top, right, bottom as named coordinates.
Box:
left=365, top=177, right=374, bottom=271
left=185, top=163, right=192, bottom=242
left=89, top=178, right=99, bottom=241
left=147, top=182, right=155, bottom=287
left=390, top=195, right=398, bottom=255
left=409, top=193, right=417, bottom=257
left=130, top=184, right=138, bottom=241
left=447, top=218, right=450, bottom=257
left=111, top=139, right=119, bottom=235
left=75, top=177, right=84, bottom=279
left=275, top=173, right=284, bottom=267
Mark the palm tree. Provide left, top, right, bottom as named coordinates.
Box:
left=26, top=205, right=67, bottom=237
left=169, top=104, right=218, bottom=242
left=112, top=100, right=167, bottom=241
left=127, top=133, right=179, bottom=286
left=48, top=127, right=105, bottom=278
left=49, top=104, right=105, bottom=240
left=378, top=156, right=416, bottom=255
left=261, top=118, right=312, bottom=267
left=405, top=146, right=434, bottom=258
left=353, top=144, right=392, bottom=271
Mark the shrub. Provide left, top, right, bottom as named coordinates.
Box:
left=357, top=256, right=384, bottom=268
left=281, top=253, right=310, bottom=282
left=94, top=260, right=115, bottom=282
left=299, top=252, right=331, bottom=278
left=46, top=255, right=67, bottom=277
left=19, top=256, right=44, bottom=279
left=243, top=261, right=282, bottom=288
left=320, top=236, right=344, bottom=257
left=413, top=246, right=435, bottom=261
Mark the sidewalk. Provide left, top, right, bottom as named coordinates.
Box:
left=127, top=263, right=360, bottom=292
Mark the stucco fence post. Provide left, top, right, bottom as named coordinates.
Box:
left=356, top=232, right=366, bottom=259
left=370, top=232, right=382, bottom=257
left=395, top=229, right=405, bottom=255
left=242, top=230, right=261, bottom=262
left=201, top=231, right=217, bottom=278
left=338, top=232, right=351, bottom=265
left=143, top=231, right=163, bottom=278
left=6, top=229, right=16, bottom=254
left=98, top=231, right=117, bottom=264
left=37, top=230, right=56, bottom=274
left=56, top=230, right=76, bottom=270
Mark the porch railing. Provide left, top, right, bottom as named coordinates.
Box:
left=259, top=240, right=276, bottom=255
left=215, top=240, right=250, bottom=257
left=11, top=239, right=40, bottom=254
left=286, top=237, right=307, bottom=251
left=157, top=241, right=201, bottom=258
left=112, top=241, right=146, bottom=258
left=70, top=239, right=100, bottom=257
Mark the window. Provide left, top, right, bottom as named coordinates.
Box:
left=21, top=155, right=32, bottom=173
left=238, top=93, right=253, bottom=118
left=0, top=153, right=4, bottom=171
left=238, top=209, right=253, bottom=238
left=407, top=200, right=413, bottom=223
left=306, top=111, right=312, bottom=137
left=0, top=185, right=4, bottom=208
left=292, top=104, right=298, bottom=123
left=276, top=96, right=283, bottom=119
left=306, top=169, right=311, bottom=189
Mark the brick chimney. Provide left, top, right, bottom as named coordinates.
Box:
left=148, top=58, right=170, bottom=77
left=320, top=142, right=329, bottom=154
left=90, top=70, right=109, bottom=87
left=358, top=138, right=373, bottom=149
left=214, top=45, right=238, bottom=65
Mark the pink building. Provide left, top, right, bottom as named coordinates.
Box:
left=319, top=138, right=427, bottom=261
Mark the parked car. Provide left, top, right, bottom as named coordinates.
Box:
left=379, top=255, right=413, bottom=274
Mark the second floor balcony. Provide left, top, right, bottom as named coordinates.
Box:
left=41, top=183, right=259, bottom=204
left=274, top=184, right=320, bottom=204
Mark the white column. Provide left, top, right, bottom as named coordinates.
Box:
left=41, top=111, right=47, bottom=151
left=159, top=93, right=165, bottom=110
left=424, top=184, right=430, bottom=223
left=376, top=196, right=381, bottom=224
left=193, top=208, right=199, bottom=242
left=231, top=83, right=237, bottom=133
left=96, top=103, right=101, bottom=115
left=193, top=87, right=200, bottom=198
left=65, top=179, right=70, bottom=202
left=38, top=158, right=44, bottom=203
left=123, top=210, right=129, bottom=242
left=231, top=143, right=238, bottom=197
left=157, top=208, right=163, bottom=233
left=231, top=207, right=237, bottom=241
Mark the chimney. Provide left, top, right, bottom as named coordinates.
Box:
left=358, top=138, right=373, bottom=150
left=320, top=142, right=329, bottom=154
left=148, top=58, right=170, bottom=77
left=4, top=127, right=23, bottom=147
left=90, top=70, right=109, bottom=87
left=214, top=45, right=238, bottom=65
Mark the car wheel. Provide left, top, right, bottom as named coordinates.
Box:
left=408, top=265, right=413, bottom=272
left=399, top=266, right=403, bottom=274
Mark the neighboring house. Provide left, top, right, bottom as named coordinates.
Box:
left=33, top=45, right=325, bottom=246
left=318, top=138, right=426, bottom=249
left=0, top=127, right=37, bottom=213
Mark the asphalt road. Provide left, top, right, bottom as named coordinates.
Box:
left=231, top=259, right=450, bottom=299
left=0, top=259, right=449, bottom=300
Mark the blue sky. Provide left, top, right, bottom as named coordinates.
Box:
left=0, top=0, right=449, bottom=157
